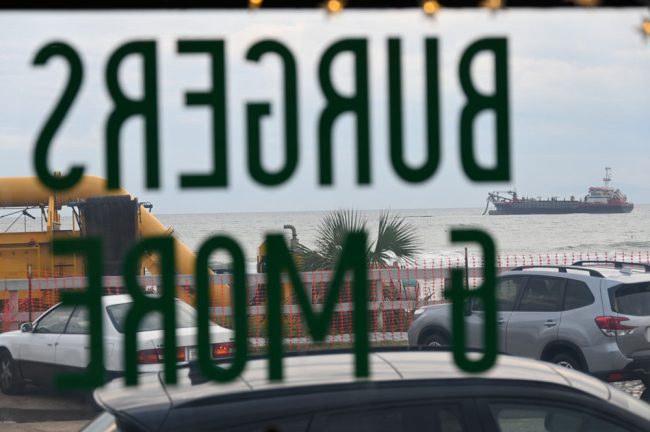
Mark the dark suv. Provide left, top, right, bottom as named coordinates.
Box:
left=408, top=261, right=650, bottom=391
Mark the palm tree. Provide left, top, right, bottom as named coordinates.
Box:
left=298, top=209, right=420, bottom=271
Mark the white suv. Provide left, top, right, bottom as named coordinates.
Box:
left=0, top=294, right=233, bottom=394
left=408, top=261, right=650, bottom=397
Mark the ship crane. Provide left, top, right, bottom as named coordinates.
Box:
left=603, top=167, right=612, bottom=188
left=483, top=190, right=517, bottom=215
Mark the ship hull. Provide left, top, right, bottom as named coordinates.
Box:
left=490, top=202, right=634, bottom=215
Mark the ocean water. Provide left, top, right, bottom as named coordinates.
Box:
left=3, top=205, right=648, bottom=273
left=156, top=205, right=650, bottom=272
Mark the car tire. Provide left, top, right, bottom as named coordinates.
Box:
left=550, top=352, right=583, bottom=372
left=0, top=350, right=26, bottom=395
left=421, top=333, right=449, bottom=348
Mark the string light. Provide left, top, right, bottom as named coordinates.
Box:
left=248, top=0, right=263, bottom=9
left=325, top=0, right=344, bottom=14
left=573, top=0, right=600, bottom=6
left=480, top=0, right=503, bottom=11
left=643, top=18, right=650, bottom=37
left=422, top=0, right=441, bottom=17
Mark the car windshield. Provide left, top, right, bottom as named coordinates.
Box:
left=106, top=300, right=199, bottom=333
left=610, top=283, right=650, bottom=316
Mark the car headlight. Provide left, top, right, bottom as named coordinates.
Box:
left=413, top=308, right=426, bottom=319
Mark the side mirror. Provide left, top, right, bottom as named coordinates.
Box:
left=20, top=322, right=33, bottom=333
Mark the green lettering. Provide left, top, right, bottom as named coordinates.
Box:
left=106, top=41, right=160, bottom=190
left=318, top=39, right=370, bottom=186
left=448, top=229, right=497, bottom=373
left=178, top=40, right=228, bottom=188
left=32, top=42, right=85, bottom=190
left=122, top=237, right=176, bottom=385
left=388, top=38, right=441, bottom=182
left=459, top=38, right=510, bottom=181
left=195, top=236, right=248, bottom=381
left=265, top=232, right=369, bottom=381
left=246, top=40, right=298, bottom=186
left=53, top=238, right=105, bottom=389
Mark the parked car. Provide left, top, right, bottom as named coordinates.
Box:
left=82, top=349, right=650, bottom=432
left=0, top=294, right=233, bottom=394
left=408, top=261, right=650, bottom=393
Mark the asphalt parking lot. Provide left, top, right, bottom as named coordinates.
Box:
left=0, top=386, right=96, bottom=431
left=0, top=380, right=646, bottom=432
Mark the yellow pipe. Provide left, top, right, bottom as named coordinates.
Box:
left=0, top=176, right=229, bottom=305
left=138, top=208, right=196, bottom=276
left=138, top=208, right=230, bottom=306
left=0, top=176, right=130, bottom=207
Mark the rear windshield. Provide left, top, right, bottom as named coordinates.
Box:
left=106, top=300, right=199, bottom=333
left=609, top=283, right=650, bottom=316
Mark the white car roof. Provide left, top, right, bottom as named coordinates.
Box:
left=96, top=351, right=618, bottom=410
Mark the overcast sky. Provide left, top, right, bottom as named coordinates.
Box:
left=0, top=9, right=649, bottom=214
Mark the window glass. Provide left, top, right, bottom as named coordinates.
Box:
left=34, top=305, right=74, bottom=334
left=106, top=300, right=198, bottom=333
left=489, top=403, right=630, bottom=432
left=319, top=404, right=465, bottom=432
left=65, top=306, right=90, bottom=334
left=474, top=277, right=526, bottom=312
left=227, top=418, right=309, bottom=432
left=611, top=283, right=650, bottom=316
left=518, top=277, right=564, bottom=312
left=563, top=280, right=594, bottom=310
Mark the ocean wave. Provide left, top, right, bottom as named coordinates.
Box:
left=607, top=241, right=650, bottom=249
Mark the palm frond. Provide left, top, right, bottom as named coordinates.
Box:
left=300, top=210, right=372, bottom=270
left=298, top=209, right=419, bottom=271
left=371, top=210, right=420, bottom=267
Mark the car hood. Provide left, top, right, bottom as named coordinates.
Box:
left=0, top=330, right=21, bottom=338
left=419, top=303, right=450, bottom=312
left=0, top=330, right=23, bottom=349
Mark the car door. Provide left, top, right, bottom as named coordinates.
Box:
left=54, top=305, right=90, bottom=375
left=467, top=275, right=526, bottom=352
left=17, top=304, right=73, bottom=386
left=506, top=275, right=564, bottom=358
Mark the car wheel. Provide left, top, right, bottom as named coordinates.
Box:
left=0, top=351, right=25, bottom=395
left=422, top=333, right=448, bottom=348
left=550, top=353, right=583, bottom=372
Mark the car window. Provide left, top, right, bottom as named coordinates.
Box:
left=106, top=300, right=199, bottom=333
left=490, top=403, right=630, bottom=432
left=227, top=417, right=310, bottom=432
left=563, top=280, right=594, bottom=311
left=489, top=403, right=631, bottom=432
left=316, top=404, right=465, bottom=432
left=473, top=277, right=526, bottom=312
left=517, top=277, right=564, bottom=312
left=65, top=306, right=90, bottom=334
left=610, top=282, right=650, bottom=316
left=33, top=305, right=74, bottom=334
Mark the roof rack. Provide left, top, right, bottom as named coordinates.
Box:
left=510, top=265, right=604, bottom=278
left=572, top=260, right=650, bottom=273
